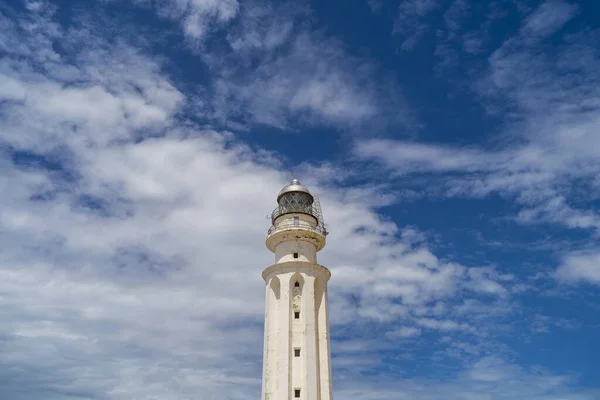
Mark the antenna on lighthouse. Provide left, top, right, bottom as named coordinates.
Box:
left=313, top=194, right=328, bottom=236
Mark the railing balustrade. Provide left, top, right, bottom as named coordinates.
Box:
left=271, top=205, right=317, bottom=222
left=268, top=205, right=328, bottom=236
left=268, top=221, right=328, bottom=236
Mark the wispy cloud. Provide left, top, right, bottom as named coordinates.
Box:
left=355, top=0, right=600, bottom=264
left=556, top=251, right=600, bottom=284
left=336, top=356, right=599, bottom=400
left=0, top=2, right=522, bottom=397
left=387, top=326, right=422, bottom=338
left=131, top=0, right=240, bottom=40
left=202, top=2, right=409, bottom=131
left=394, top=0, right=443, bottom=51
left=521, top=0, right=578, bottom=39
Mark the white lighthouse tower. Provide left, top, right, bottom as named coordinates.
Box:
left=261, top=179, right=333, bottom=400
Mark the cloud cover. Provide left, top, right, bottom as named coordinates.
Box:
left=357, top=0, right=600, bottom=240
left=0, top=2, right=512, bottom=398
left=0, top=0, right=598, bottom=399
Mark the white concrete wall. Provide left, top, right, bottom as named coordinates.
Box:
left=273, top=213, right=319, bottom=264
left=316, top=277, right=332, bottom=400
left=275, top=240, right=317, bottom=264
left=261, top=276, right=280, bottom=400
left=261, top=264, right=333, bottom=400
left=273, top=213, right=318, bottom=231
left=263, top=200, right=332, bottom=400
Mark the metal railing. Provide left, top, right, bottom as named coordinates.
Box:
left=268, top=204, right=328, bottom=236
left=268, top=220, right=328, bottom=236
left=270, top=205, right=319, bottom=223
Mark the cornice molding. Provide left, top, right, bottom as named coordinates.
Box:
left=265, top=227, right=326, bottom=252
left=262, top=261, right=331, bottom=282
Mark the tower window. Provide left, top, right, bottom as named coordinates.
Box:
left=294, top=311, right=300, bottom=319
left=293, top=252, right=299, bottom=259
left=294, top=348, right=301, bottom=357
left=293, top=216, right=299, bottom=226
left=294, top=281, right=300, bottom=287
left=295, top=389, right=301, bottom=398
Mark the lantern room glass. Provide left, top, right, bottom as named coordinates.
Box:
left=277, top=192, right=314, bottom=215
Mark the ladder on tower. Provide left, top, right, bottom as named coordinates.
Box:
left=313, top=195, right=329, bottom=236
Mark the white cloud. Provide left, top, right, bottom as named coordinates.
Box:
left=394, top=0, right=442, bottom=50
left=416, top=317, right=476, bottom=333
left=522, top=0, right=578, bottom=39
left=197, top=2, right=411, bottom=130
left=226, top=2, right=297, bottom=52
left=387, top=326, right=422, bottom=338
left=0, top=3, right=520, bottom=398
left=531, top=313, right=582, bottom=333
left=130, top=0, right=239, bottom=40
left=120, top=1, right=412, bottom=131
left=210, top=32, right=386, bottom=129
left=355, top=139, right=509, bottom=174
left=368, top=0, right=383, bottom=13
left=556, top=251, right=600, bottom=284
left=335, top=356, right=599, bottom=400
left=353, top=0, right=600, bottom=274
left=2, top=1, right=596, bottom=399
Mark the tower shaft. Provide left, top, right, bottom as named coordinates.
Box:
left=261, top=180, right=332, bottom=400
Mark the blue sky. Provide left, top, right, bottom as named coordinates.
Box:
left=1, top=0, right=600, bottom=398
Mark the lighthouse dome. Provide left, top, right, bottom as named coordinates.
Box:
left=273, top=179, right=315, bottom=220
left=277, top=178, right=313, bottom=203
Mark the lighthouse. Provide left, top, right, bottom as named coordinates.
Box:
left=261, top=179, right=333, bottom=400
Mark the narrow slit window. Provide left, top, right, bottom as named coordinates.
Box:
left=294, top=348, right=301, bottom=357
left=294, top=311, right=300, bottom=319
left=293, top=252, right=299, bottom=259
left=293, top=216, right=299, bottom=226
left=295, top=389, right=301, bottom=398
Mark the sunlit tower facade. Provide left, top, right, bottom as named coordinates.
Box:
left=261, top=179, right=332, bottom=400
